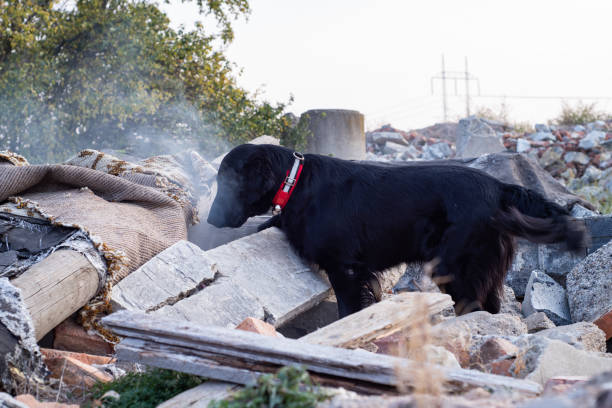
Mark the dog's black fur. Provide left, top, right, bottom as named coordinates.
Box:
left=208, top=144, right=589, bottom=318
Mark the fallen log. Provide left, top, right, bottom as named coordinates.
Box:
left=102, top=310, right=543, bottom=395
left=300, top=292, right=453, bottom=348
left=11, top=249, right=99, bottom=341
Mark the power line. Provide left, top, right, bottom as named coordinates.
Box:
left=475, top=95, right=612, bottom=100
left=431, top=55, right=480, bottom=120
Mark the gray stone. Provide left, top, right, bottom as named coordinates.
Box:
left=510, top=336, right=612, bottom=385
left=506, top=240, right=540, bottom=297
left=523, top=270, right=571, bottom=326
left=573, top=125, right=586, bottom=132
left=534, top=322, right=606, bottom=352
left=516, top=138, right=531, bottom=153
left=529, top=132, right=556, bottom=142
left=519, top=371, right=612, bottom=408
left=370, top=131, right=407, bottom=146
left=570, top=204, right=598, bottom=218
left=392, top=263, right=439, bottom=293
left=500, top=285, right=522, bottom=316
left=421, top=142, right=453, bottom=160
left=534, top=124, right=550, bottom=133
left=564, top=151, right=590, bottom=165
left=382, top=141, right=411, bottom=155
left=566, top=240, right=612, bottom=328
left=579, top=130, right=606, bottom=151
left=523, top=312, right=555, bottom=333
left=581, top=166, right=602, bottom=183
left=434, top=311, right=528, bottom=338
left=539, top=146, right=564, bottom=169
left=455, top=117, right=506, bottom=158
left=560, top=167, right=575, bottom=180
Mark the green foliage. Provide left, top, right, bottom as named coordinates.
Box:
left=87, top=368, right=205, bottom=408
left=552, top=101, right=611, bottom=126
left=0, top=0, right=296, bottom=163
left=209, top=366, right=330, bottom=408
left=280, top=112, right=311, bottom=152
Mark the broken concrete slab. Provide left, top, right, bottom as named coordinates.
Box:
left=455, top=117, right=505, bottom=158
left=511, top=336, right=612, bottom=385
left=523, top=312, right=556, bottom=334
left=522, top=270, right=571, bottom=326
left=157, top=382, right=240, bottom=408
left=566, top=240, right=612, bottom=339
left=150, top=228, right=331, bottom=328
left=533, top=322, right=607, bottom=353
left=111, top=240, right=216, bottom=313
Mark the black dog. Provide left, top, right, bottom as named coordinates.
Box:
left=207, top=144, right=588, bottom=318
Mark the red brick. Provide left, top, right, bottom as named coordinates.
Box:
left=15, top=394, right=79, bottom=408
left=235, top=317, right=280, bottom=337
left=53, top=318, right=113, bottom=356
left=489, top=358, right=514, bottom=377
left=594, top=309, right=612, bottom=340
left=41, top=348, right=115, bottom=366
left=45, top=355, right=113, bottom=388
left=479, top=338, right=518, bottom=363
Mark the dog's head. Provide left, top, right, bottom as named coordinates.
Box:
left=207, top=144, right=283, bottom=228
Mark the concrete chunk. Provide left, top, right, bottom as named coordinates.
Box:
left=154, top=228, right=331, bottom=328
left=566, top=240, right=612, bottom=339
left=534, top=322, right=607, bottom=352
left=523, top=270, right=571, bottom=326
left=111, top=240, right=216, bottom=312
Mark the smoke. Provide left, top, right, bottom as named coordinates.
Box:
left=0, top=1, right=237, bottom=165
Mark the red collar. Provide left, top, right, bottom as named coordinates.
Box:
left=271, top=152, right=304, bottom=215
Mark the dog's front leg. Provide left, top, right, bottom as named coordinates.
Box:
left=326, top=268, right=362, bottom=319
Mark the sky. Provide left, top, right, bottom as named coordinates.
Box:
left=162, top=0, right=612, bottom=131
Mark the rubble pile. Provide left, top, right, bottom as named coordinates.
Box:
left=367, top=117, right=612, bottom=212
left=0, top=125, right=610, bottom=407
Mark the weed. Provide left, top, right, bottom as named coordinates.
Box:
left=208, top=366, right=330, bottom=408
left=86, top=368, right=205, bottom=408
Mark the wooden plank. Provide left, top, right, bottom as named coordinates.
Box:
left=157, top=381, right=240, bottom=408
left=11, top=249, right=98, bottom=340
left=102, top=311, right=542, bottom=395
left=299, top=292, right=453, bottom=348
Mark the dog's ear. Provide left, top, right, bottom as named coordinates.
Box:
left=247, top=155, right=277, bottom=194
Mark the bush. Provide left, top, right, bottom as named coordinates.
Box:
left=552, top=101, right=611, bottom=126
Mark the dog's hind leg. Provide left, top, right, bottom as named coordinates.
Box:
left=358, top=273, right=382, bottom=310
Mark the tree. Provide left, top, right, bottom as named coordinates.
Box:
left=0, top=0, right=302, bottom=163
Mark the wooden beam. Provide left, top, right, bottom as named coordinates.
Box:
left=102, top=311, right=542, bottom=395
left=300, top=292, right=453, bottom=348
left=11, top=249, right=99, bottom=341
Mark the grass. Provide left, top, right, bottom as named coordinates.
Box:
left=208, top=366, right=330, bottom=408
left=85, top=368, right=205, bottom=408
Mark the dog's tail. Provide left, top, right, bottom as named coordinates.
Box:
left=491, top=184, right=589, bottom=252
